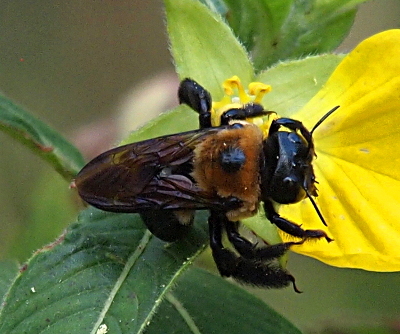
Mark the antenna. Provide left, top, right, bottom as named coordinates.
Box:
left=304, top=187, right=328, bottom=227
left=310, top=105, right=340, bottom=135
left=301, top=106, right=339, bottom=231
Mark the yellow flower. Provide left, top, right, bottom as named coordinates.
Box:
left=277, top=29, right=400, bottom=271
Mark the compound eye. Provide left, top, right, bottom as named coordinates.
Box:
left=219, top=147, right=246, bottom=173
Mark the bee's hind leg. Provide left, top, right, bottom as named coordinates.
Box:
left=208, top=211, right=301, bottom=292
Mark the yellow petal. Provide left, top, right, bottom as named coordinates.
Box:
left=279, top=29, right=400, bottom=271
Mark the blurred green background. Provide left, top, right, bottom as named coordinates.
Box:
left=1, top=0, right=400, bottom=332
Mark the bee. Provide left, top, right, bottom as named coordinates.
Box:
left=75, top=77, right=337, bottom=292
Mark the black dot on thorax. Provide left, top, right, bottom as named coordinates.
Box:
left=218, top=146, right=246, bottom=173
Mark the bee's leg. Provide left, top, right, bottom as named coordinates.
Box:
left=208, top=211, right=301, bottom=292
left=208, top=211, right=239, bottom=277
left=224, top=220, right=303, bottom=260
left=269, top=106, right=339, bottom=139
left=219, top=104, right=273, bottom=125
left=268, top=118, right=313, bottom=148
left=140, top=210, right=194, bottom=242
left=178, top=78, right=212, bottom=129
left=269, top=107, right=339, bottom=150
left=264, top=200, right=333, bottom=242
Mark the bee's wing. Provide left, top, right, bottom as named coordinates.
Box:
left=75, top=127, right=227, bottom=212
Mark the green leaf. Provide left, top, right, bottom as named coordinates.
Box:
left=8, top=173, right=78, bottom=261
left=0, top=260, right=19, bottom=302
left=222, top=0, right=278, bottom=67
left=165, top=0, right=254, bottom=98
left=257, top=54, right=344, bottom=117
left=147, top=268, right=302, bottom=334
left=0, top=208, right=210, bottom=333
left=223, top=0, right=367, bottom=71
left=0, top=94, right=85, bottom=180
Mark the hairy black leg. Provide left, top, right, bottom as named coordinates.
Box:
left=220, top=104, right=272, bottom=125
left=208, top=211, right=240, bottom=277
left=264, top=200, right=333, bottom=242
left=224, top=220, right=304, bottom=260
left=178, top=78, right=212, bottom=129
left=208, top=211, right=301, bottom=292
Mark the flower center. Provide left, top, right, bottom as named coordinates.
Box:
left=211, top=76, right=275, bottom=136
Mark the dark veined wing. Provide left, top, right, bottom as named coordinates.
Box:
left=74, top=127, right=232, bottom=212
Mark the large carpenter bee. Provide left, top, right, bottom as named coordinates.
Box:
left=75, top=77, right=337, bottom=292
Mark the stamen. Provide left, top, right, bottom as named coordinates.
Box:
left=248, top=82, right=272, bottom=104
left=223, top=76, right=251, bottom=103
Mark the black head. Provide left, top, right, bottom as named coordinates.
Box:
left=261, top=106, right=339, bottom=224
left=263, top=130, right=314, bottom=204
